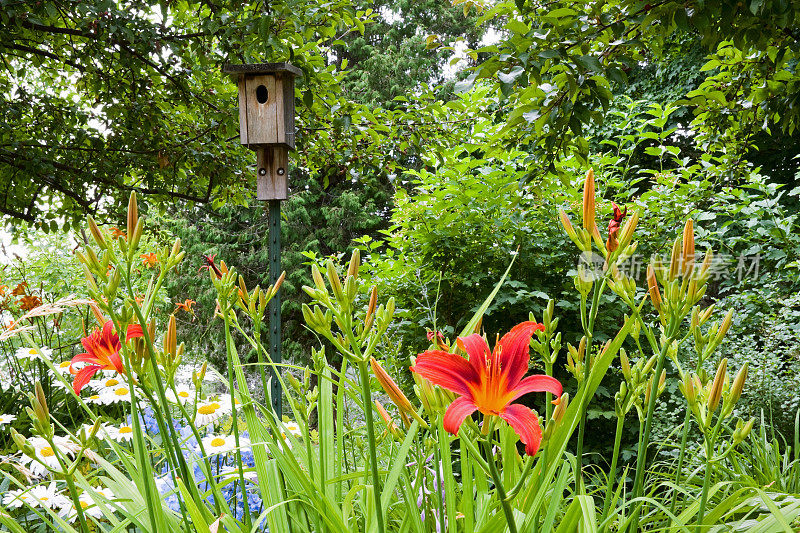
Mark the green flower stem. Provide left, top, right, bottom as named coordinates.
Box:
left=575, top=278, right=607, bottom=492
left=601, top=412, right=626, bottom=522
left=696, top=441, right=714, bottom=533
left=52, top=441, right=89, bottom=532
left=670, top=404, right=693, bottom=517
left=482, top=439, right=517, bottom=533
left=357, top=359, right=385, bottom=533
left=629, top=322, right=679, bottom=532
left=505, top=455, right=535, bottom=501
left=222, top=311, right=253, bottom=529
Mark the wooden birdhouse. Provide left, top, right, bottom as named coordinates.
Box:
left=222, top=62, right=302, bottom=200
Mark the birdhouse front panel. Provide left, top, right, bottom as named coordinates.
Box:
left=244, top=74, right=279, bottom=146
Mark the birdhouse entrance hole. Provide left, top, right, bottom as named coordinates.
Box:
left=256, top=84, right=269, bottom=104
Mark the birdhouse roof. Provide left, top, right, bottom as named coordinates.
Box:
left=222, top=62, right=302, bottom=77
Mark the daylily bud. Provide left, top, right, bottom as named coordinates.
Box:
left=577, top=336, right=586, bottom=363
left=326, top=260, right=344, bottom=302
left=647, top=264, right=662, bottom=313
left=643, top=354, right=657, bottom=375
left=560, top=210, right=585, bottom=250
left=658, top=369, right=666, bottom=394
left=371, top=358, right=427, bottom=427
left=682, top=219, right=695, bottom=277
left=620, top=348, right=631, bottom=381
left=699, top=248, right=714, bottom=277
left=618, top=210, right=639, bottom=250
left=729, top=362, right=747, bottom=404
left=347, top=249, right=360, bottom=279
left=582, top=168, right=597, bottom=238
left=699, top=305, right=715, bottom=324
left=707, top=358, right=728, bottom=412
left=364, top=286, right=378, bottom=331
left=543, top=393, right=569, bottom=441
left=669, top=237, right=682, bottom=281
left=732, top=417, right=755, bottom=445
left=11, top=428, right=34, bottom=458
left=718, top=309, right=734, bottom=339
left=311, top=264, right=326, bottom=292
left=682, top=372, right=698, bottom=406
left=575, top=266, right=594, bottom=295
left=87, top=216, right=107, bottom=249
left=164, top=314, right=177, bottom=359
left=375, top=400, right=401, bottom=438
left=127, top=192, right=138, bottom=243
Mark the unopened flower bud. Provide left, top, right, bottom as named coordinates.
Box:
left=372, top=358, right=426, bottom=427
left=707, top=358, right=728, bottom=412
left=668, top=237, right=682, bottom=281
left=311, top=264, right=326, bottom=292
left=127, top=192, right=138, bottom=244
left=732, top=417, right=755, bottom=445
left=682, top=219, right=695, bottom=277
left=560, top=210, right=585, bottom=250
left=87, top=216, right=107, bottom=249
left=347, top=249, right=360, bottom=279
left=647, top=264, right=663, bottom=313
left=620, top=349, right=631, bottom=381
left=582, top=169, right=597, bottom=238
left=326, top=260, right=344, bottom=302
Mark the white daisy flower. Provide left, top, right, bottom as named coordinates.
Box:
left=5, top=482, right=70, bottom=510
left=201, top=434, right=238, bottom=455
left=105, top=424, right=135, bottom=442
left=20, top=436, right=78, bottom=477
left=61, top=487, right=115, bottom=521
left=194, top=400, right=227, bottom=426
left=16, top=346, right=52, bottom=361
left=0, top=413, right=16, bottom=426
left=100, top=385, right=132, bottom=404
left=85, top=393, right=104, bottom=405
left=53, top=360, right=74, bottom=376
left=90, top=376, right=126, bottom=392
left=165, top=385, right=194, bottom=404
left=281, top=420, right=303, bottom=439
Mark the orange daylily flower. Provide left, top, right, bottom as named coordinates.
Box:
left=175, top=299, right=196, bottom=314
left=110, top=227, right=127, bottom=239
left=70, top=320, right=143, bottom=394
left=18, top=294, right=42, bottom=311
left=140, top=253, right=158, bottom=268
left=411, top=321, right=562, bottom=456
left=11, top=282, right=28, bottom=296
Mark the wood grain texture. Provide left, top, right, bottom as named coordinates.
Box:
left=256, top=146, right=288, bottom=200
left=245, top=75, right=277, bottom=145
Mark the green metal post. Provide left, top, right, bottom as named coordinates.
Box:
left=268, top=199, right=282, bottom=418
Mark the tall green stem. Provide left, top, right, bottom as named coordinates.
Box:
left=482, top=439, right=517, bottom=533
left=696, top=442, right=714, bottom=533
left=357, top=359, right=385, bottom=533
left=601, top=413, right=626, bottom=523
left=629, top=325, right=676, bottom=532
left=670, top=409, right=693, bottom=516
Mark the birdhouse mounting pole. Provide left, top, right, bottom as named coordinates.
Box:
left=267, top=197, right=282, bottom=420
left=223, top=62, right=301, bottom=418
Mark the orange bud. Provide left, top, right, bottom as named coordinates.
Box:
left=164, top=314, right=177, bottom=357
left=582, top=169, right=597, bottom=238
left=700, top=248, right=713, bottom=276
left=707, top=358, right=727, bottom=412
left=618, top=210, right=639, bottom=249
left=647, top=264, right=662, bottom=312
left=728, top=362, right=748, bottom=406
left=374, top=400, right=400, bottom=436
left=370, top=357, right=427, bottom=427
left=682, top=219, right=695, bottom=276
left=126, top=192, right=138, bottom=243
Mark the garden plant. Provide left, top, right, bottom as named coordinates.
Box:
left=1, top=171, right=797, bottom=532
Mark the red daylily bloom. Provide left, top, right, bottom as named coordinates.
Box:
left=606, top=203, right=627, bottom=251
left=411, top=321, right=562, bottom=456
left=70, top=320, right=143, bottom=394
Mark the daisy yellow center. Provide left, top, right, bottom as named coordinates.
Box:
left=105, top=379, right=119, bottom=387
left=28, top=349, right=38, bottom=356
left=198, top=404, right=219, bottom=415
left=120, top=427, right=133, bottom=434
left=210, top=437, right=225, bottom=447
left=40, top=496, right=49, bottom=501
left=115, top=388, right=129, bottom=396
left=90, top=395, right=100, bottom=400
left=80, top=501, right=89, bottom=509
left=41, top=447, right=55, bottom=457
left=59, top=362, right=70, bottom=369
left=178, top=391, right=190, bottom=398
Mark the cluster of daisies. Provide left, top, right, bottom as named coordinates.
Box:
left=2, top=482, right=116, bottom=521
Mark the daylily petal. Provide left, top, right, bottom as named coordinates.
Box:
left=500, top=403, right=543, bottom=456
left=411, top=351, right=479, bottom=397
left=496, top=321, right=544, bottom=388
left=508, top=374, right=563, bottom=403
left=70, top=353, right=100, bottom=367
left=72, top=365, right=101, bottom=394
left=442, top=396, right=478, bottom=435
left=126, top=324, right=144, bottom=341
left=457, top=334, right=491, bottom=380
